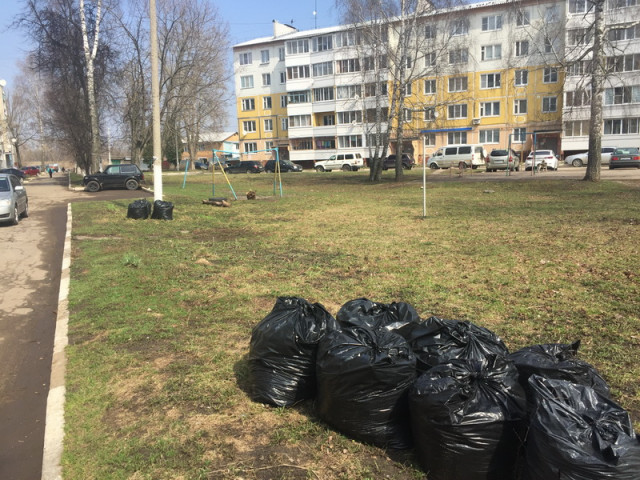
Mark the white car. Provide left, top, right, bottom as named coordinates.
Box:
left=315, top=152, right=364, bottom=172
left=524, top=150, right=559, bottom=171
left=564, top=147, right=616, bottom=167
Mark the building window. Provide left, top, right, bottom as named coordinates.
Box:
left=516, top=9, right=530, bottom=26
left=312, top=61, right=334, bottom=77
left=569, top=28, right=593, bottom=45
left=449, top=76, right=468, bottom=92
left=240, top=75, right=254, bottom=89
left=424, top=79, right=436, bottom=94
left=566, top=89, right=592, bottom=107
left=425, top=24, right=436, bottom=38
left=239, top=52, right=252, bottom=65
left=287, top=65, right=310, bottom=79
left=261, top=49, right=270, bottom=64
left=313, top=87, right=334, bottom=102
left=289, top=115, right=312, bottom=127
left=480, top=73, right=501, bottom=89
left=514, top=99, right=528, bottom=114
left=403, top=83, right=412, bottom=96
left=262, top=73, right=271, bottom=86
left=567, top=60, right=592, bottom=76
left=449, top=48, right=468, bottom=64
left=280, top=72, right=286, bottom=84
left=514, top=69, right=529, bottom=86
left=288, top=90, right=310, bottom=104
left=448, top=131, right=467, bottom=144
left=263, top=96, right=272, bottom=109
left=542, top=96, right=558, bottom=112
left=543, top=67, right=558, bottom=83
left=291, top=139, right=313, bottom=150
left=243, top=121, right=256, bottom=133
left=244, top=142, right=257, bottom=153
left=316, top=137, right=336, bottom=149
left=481, top=44, right=502, bottom=61
left=605, top=85, right=640, bottom=104
left=264, top=119, right=273, bottom=132
left=403, top=108, right=413, bottom=121
left=564, top=120, right=589, bottom=136
left=338, top=135, right=363, bottom=148
left=544, top=37, right=554, bottom=53
left=281, top=118, right=288, bottom=131
left=482, top=15, right=502, bottom=31
left=480, top=101, right=500, bottom=117
left=425, top=52, right=436, bottom=66
left=607, top=54, right=640, bottom=72
left=365, top=82, right=387, bottom=97
left=241, top=98, right=255, bottom=111
left=569, top=0, right=587, bottom=13
left=609, top=0, right=638, bottom=8
left=280, top=95, right=288, bottom=108
left=322, top=114, right=335, bottom=126
left=337, top=111, right=362, bottom=124
left=424, top=108, right=436, bottom=120
left=479, top=129, right=500, bottom=143
left=609, top=24, right=640, bottom=41
left=450, top=19, right=469, bottom=36
left=336, top=84, right=361, bottom=99
left=515, top=40, right=529, bottom=57
left=286, top=39, right=309, bottom=55
left=265, top=141, right=274, bottom=150
left=424, top=133, right=436, bottom=146
left=312, top=35, right=333, bottom=52
left=448, top=104, right=468, bottom=119
left=604, top=118, right=640, bottom=134
left=335, top=31, right=357, bottom=47
left=513, top=128, right=526, bottom=142
left=278, top=47, right=285, bottom=61
left=336, top=58, right=361, bottom=73
left=545, top=5, right=560, bottom=22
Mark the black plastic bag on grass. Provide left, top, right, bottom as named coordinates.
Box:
left=151, top=200, right=174, bottom=220
left=315, top=325, right=416, bottom=449
left=127, top=199, right=151, bottom=219
left=523, top=376, right=640, bottom=480
left=248, top=297, right=336, bottom=407
left=401, top=316, right=509, bottom=373
left=409, top=356, right=527, bottom=480
left=336, top=298, right=421, bottom=332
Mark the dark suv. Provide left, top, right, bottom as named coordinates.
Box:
left=225, top=161, right=264, bottom=174
left=383, top=154, right=415, bottom=170
left=264, top=160, right=302, bottom=173
left=83, top=164, right=145, bottom=192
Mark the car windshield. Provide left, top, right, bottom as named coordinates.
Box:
left=615, top=148, right=639, bottom=154
left=0, top=178, right=9, bottom=192
left=491, top=150, right=508, bottom=156
left=532, top=151, right=552, bottom=156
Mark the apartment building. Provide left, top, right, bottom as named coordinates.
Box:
left=233, top=0, right=640, bottom=166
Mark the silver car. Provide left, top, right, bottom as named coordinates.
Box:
left=564, top=147, right=616, bottom=167
left=0, top=174, right=29, bottom=225
left=486, top=149, right=520, bottom=172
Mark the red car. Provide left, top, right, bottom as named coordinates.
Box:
left=21, top=166, right=40, bottom=176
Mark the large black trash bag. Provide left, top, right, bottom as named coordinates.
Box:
left=409, top=356, right=527, bottom=480
left=509, top=340, right=610, bottom=412
left=127, top=199, right=151, bottom=219
left=248, top=297, right=336, bottom=407
left=401, top=316, right=509, bottom=373
left=336, top=298, right=421, bottom=332
left=315, top=325, right=416, bottom=449
left=523, top=376, right=640, bottom=480
left=151, top=200, right=174, bottom=220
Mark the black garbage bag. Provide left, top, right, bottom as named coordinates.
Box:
left=336, top=298, right=421, bottom=332
left=401, top=316, right=509, bottom=373
left=315, top=325, right=416, bottom=449
left=248, top=297, right=336, bottom=407
left=127, top=199, right=151, bottom=219
left=409, top=356, right=527, bottom=480
left=509, top=340, right=610, bottom=413
left=523, top=376, right=640, bottom=480
left=151, top=200, right=174, bottom=220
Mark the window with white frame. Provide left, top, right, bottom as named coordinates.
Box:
left=449, top=48, right=468, bottom=64
left=281, top=118, right=288, bottom=130
left=280, top=72, right=286, bottom=84
left=449, top=76, right=468, bottom=92
left=569, top=28, right=593, bottom=45
left=450, top=19, right=469, bottom=36
left=514, top=99, right=528, bottom=114
left=402, top=55, right=412, bottom=69
left=336, top=84, right=361, bottom=99
left=338, top=135, right=362, bottom=148
left=263, top=96, right=272, bottom=109
left=513, top=127, right=526, bottom=142
left=481, top=44, right=502, bottom=61
left=313, top=35, right=333, bottom=52
left=264, top=119, right=273, bottom=132
left=286, top=39, right=309, bottom=54
left=403, top=83, right=412, bottom=96
left=515, top=69, right=529, bottom=86
left=291, top=139, right=313, bottom=150
left=605, top=85, right=640, bottom=104
left=287, top=65, right=310, bottom=79
left=479, top=129, right=500, bottom=143
left=241, top=98, right=255, bottom=111
left=481, top=73, right=501, bottom=88
left=365, top=82, right=387, bottom=97
left=480, top=101, right=500, bottom=116
left=542, top=96, right=557, bottom=112
left=278, top=47, right=285, bottom=61
left=403, top=108, right=412, bottom=121
left=482, top=15, right=502, bottom=31
left=244, top=142, right=257, bottom=153
left=280, top=95, right=288, bottom=108
left=261, top=49, right=270, bottom=64
left=425, top=24, right=436, bottom=38
left=243, top=121, right=256, bottom=133
left=564, top=120, right=589, bottom=136
left=265, top=141, right=274, bottom=150
left=545, top=5, right=560, bottom=22
left=448, top=131, right=467, bottom=143
left=566, top=89, right=591, bottom=106
left=608, top=24, right=640, bottom=41
left=543, top=67, right=558, bottom=83
left=336, top=58, right=360, bottom=73
left=516, top=9, right=530, bottom=26
left=544, top=37, right=554, bottom=53
left=337, top=110, right=362, bottom=124
left=609, top=0, right=638, bottom=8
left=239, top=52, right=252, bottom=65
left=425, top=52, right=437, bottom=66
left=515, top=40, right=529, bottom=57
left=607, top=54, right=640, bottom=72
left=322, top=114, right=335, bottom=126
left=424, top=108, right=436, bottom=120
left=240, top=75, right=254, bottom=88
left=569, top=0, right=588, bottom=13
left=335, top=31, right=357, bottom=47
left=288, top=91, right=310, bottom=104
left=448, top=104, right=468, bottom=118
left=424, top=79, right=436, bottom=94
left=313, top=87, right=334, bottom=102
left=567, top=60, right=592, bottom=76
left=363, top=56, right=376, bottom=71
left=604, top=118, right=640, bottom=134
left=262, top=73, right=271, bottom=86
left=289, top=115, right=312, bottom=127
left=423, top=133, right=436, bottom=146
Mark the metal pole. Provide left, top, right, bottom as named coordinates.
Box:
left=149, top=0, right=163, bottom=200
left=422, top=135, right=427, bottom=218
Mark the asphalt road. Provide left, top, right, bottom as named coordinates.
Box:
left=0, top=174, right=151, bottom=480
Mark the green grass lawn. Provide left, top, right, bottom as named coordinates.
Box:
left=65, top=169, right=640, bottom=479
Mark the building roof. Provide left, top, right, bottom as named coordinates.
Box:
left=199, top=132, right=238, bottom=143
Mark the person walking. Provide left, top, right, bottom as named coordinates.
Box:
left=48, top=167, right=53, bottom=178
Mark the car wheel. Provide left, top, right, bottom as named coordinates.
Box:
left=609, top=166, right=614, bottom=170
left=458, top=162, right=467, bottom=170
left=342, top=165, right=352, bottom=171
left=429, top=163, right=439, bottom=170
left=11, top=204, right=19, bottom=225
left=125, top=179, right=139, bottom=190
left=315, top=166, right=325, bottom=172
left=572, top=159, right=584, bottom=167
left=21, top=201, right=29, bottom=218
left=86, top=180, right=100, bottom=192
left=515, top=166, right=520, bottom=172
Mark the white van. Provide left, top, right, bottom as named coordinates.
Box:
left=427, top=144, right=487, bottom=169
left=315, top=152, right=364, bottom=172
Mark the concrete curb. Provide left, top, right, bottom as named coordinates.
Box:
left=41, top=203, right=72, bottom=480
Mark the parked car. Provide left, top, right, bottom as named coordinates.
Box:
left=46, top=163, right=59, bottom=172
left=0, top=173, right=29, bottom=225
left=427, top=144, right=487, bottom=169
left=0, top=168, right=26, bottom=180
left=194, top=160, right=210, bottom=170
left=315, top=152, right=364, bottom=172
left=383, top=154, right=416, bottom=170
left=21, top=166, right=40, bottom=176
left=225, top=161, right=264, bottom=174
left=83, top=164, right=145, bottom=192
left=564, top=147, right=616, bottom=167
left=524, top=150, right=559, bottom=171
left=609, top=147, right=640, bottom=169
left=264, top=160, right=303, bottom=172
left=486, top=149, right=520, bottom=172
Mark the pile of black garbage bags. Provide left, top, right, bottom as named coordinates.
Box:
left=248, top=297, right=640, bottom=480
left=127, top=199, right=173, bottom=220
